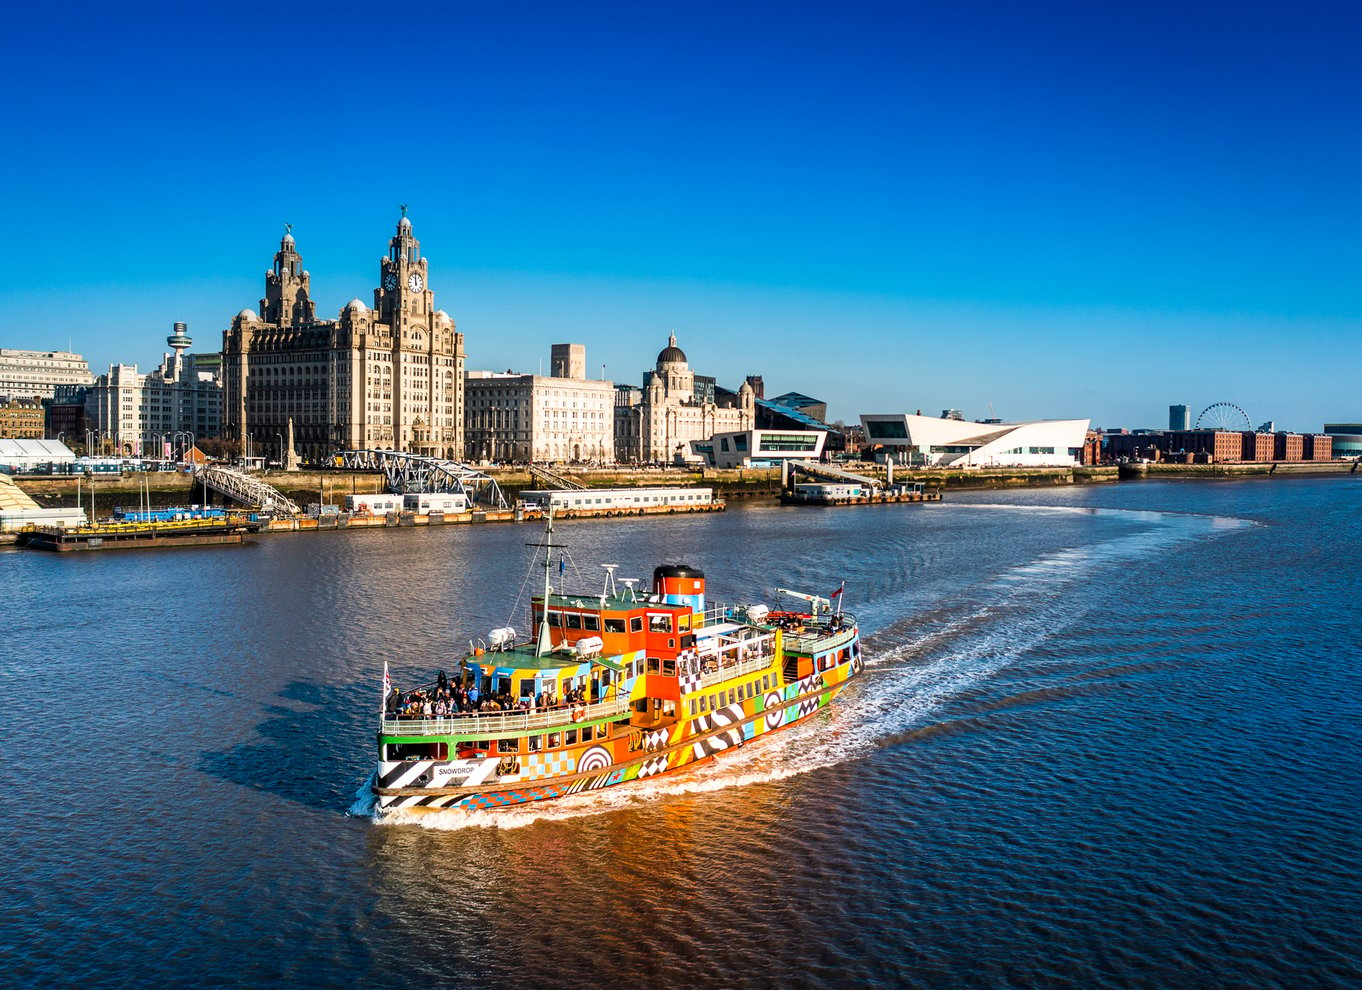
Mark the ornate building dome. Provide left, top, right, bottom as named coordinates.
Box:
left=656, top=333, right=687, bottom=367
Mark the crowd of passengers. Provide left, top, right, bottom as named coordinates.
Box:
left=769, top=612, right=850, bottom=634
left=386, top=669, right=590, bottom=718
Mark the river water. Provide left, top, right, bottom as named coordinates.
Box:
left=3, top=477, right=1360, bottom=988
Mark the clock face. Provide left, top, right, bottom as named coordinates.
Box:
left=382, top=272, right=398, bottom=291
left=408, top=272, right=424, bottom=292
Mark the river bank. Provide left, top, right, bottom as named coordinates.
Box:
left=11, top=460, right=1357, bottom=515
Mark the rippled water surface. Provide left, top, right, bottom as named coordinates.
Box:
left=3, top=477, right=1360, bottom=988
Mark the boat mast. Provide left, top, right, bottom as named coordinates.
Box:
left=535, top=505, right=555, bottom=656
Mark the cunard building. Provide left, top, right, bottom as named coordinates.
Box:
left=222, top=212, right=465, bottom=461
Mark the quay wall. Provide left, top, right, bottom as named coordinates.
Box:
left=14, top=459, right=1357, bottom=517
left=1118, top=461, right=1357, bottom=480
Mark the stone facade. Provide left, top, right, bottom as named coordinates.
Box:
left=0, top=396, right=45, bottom=438
left=465, top=346, right=615, bottom=464
left=614, top=335, right=754, bottom=463
left=0, top=348, right=93, bottom=400
left=222, top=214, right=465, bottom=462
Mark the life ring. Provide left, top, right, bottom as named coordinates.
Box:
left=571, top=707, right=585, bottom=722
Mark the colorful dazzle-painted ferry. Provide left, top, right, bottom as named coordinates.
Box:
left=372, top=518, right=862, bottom=814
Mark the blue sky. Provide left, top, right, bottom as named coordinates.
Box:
left=2, top=1, right=1358, bottom=431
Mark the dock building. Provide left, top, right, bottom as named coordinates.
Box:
left=223, top=213, right=465, bottom=462
left=613, top=335, right=755, bottom=463
left=1322, top=425, right=1359, bottom=458
left=756, top=392, right=845, bottom=453
left=691, top=428, right=826, bottom=469
left=1109, top=429, right=1337, bottom=463
left=860, top=413, right=1090, bottom=467
left=464, top=345, right=615, bottom=464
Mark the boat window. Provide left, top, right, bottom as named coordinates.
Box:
left=596, top=725, right=608, bottom=740
left=662, top=700, right=677, bottom=717
left=630, top=617, right=644, bottom=633
left=583, top=615, right=601, bottom=631
left=649, top=614, right=671, bottom=633
left=498, top=739, right=517, bottom=753
left=565, top=729, right=577, bottom=746
left=605, top=618, right=626, bottom=633
left=647, top=657, right=661, bottom=673
left=634, top=699, right=648, bottom=714
left=528, top=735, right=542, bottom=752
left=386, top=742, right=447, bottom=761
left=729, top=689, right=737, bottom=706
left=662, top=659, right=676, bottom=676
left=711, top=693, right=720, bottom=711
left=566, top=613, right=583, bottom=630
left=547, top=732, right=560, bottom=748
left=690, top=699, right=697, bottom=716
left=548, top=611, right=562, bottom=627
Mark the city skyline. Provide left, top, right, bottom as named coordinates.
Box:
left=2, top=2, right=1358, bottom=432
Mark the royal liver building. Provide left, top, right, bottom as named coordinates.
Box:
left=222, top=212, right=465, bottom=461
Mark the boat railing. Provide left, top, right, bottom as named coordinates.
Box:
left=695, top=650, right=778, bottom=690
left=779, top=612, right=857, bottom=652
left=380, top=694, right=632, bottom=737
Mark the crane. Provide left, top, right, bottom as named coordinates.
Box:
left=774, top=588, right=831, bottom=614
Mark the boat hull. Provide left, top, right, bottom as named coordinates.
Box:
left=374, top=658, right=859, bottom=814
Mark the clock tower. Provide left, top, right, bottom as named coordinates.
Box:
left=374, top=207, right=433, bottom=323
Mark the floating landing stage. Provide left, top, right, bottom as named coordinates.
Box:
left=18, top=517, right=258, bottom=552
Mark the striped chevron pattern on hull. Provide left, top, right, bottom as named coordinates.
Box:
left=372, top=556, right=865, bottom=816
left=691, top=703, right=746, bottom=759
left=378, top=680, right=852, bottom=814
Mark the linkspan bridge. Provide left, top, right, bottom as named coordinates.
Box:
left=334, top=450, right=508, bottom=508
left=194, top=465, right=303, bottom=516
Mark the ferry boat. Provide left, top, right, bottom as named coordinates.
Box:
left=372, top=517, right=862, bottom=814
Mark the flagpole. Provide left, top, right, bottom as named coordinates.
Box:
left=382, top=660, right=391, bottom=714
left=837, top=580, right=845, bottom=616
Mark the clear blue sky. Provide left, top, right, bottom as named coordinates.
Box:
left=2, top=1, right=1358, bottom=431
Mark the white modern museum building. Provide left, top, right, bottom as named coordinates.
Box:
left=860, top=413, right=1091, bottom=467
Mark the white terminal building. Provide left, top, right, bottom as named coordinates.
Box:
left=861, top=412, right=1091, bottom=467
left=691, top=428, right=826, bottom=469
left=464, top=344, right=616, bottom=464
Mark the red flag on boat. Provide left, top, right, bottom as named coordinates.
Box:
left=830, top=586, right=843, bottom=598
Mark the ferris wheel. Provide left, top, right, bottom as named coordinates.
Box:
left=1195, top=402, right=1252, bottom=431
